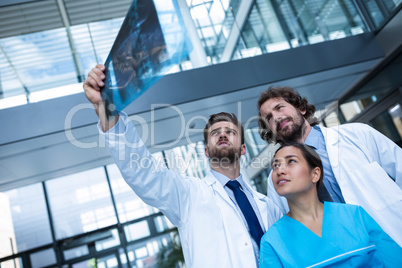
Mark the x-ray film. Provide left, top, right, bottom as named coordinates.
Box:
left=101, top=0, right=192, bottom=118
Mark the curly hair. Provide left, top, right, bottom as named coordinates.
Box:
left=257, top=86, right=318, bottom=143
left=203, top=112, right=245, bottom=145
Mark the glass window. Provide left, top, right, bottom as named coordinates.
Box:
left=188, top=0, right=234, bottom=62
left=164, top=142, right=208, bottom=178
left=106, top=164, right=157, bottom=223
left=72, top=258, right=94, bottom=268
left=0, top=28, right=78, bottom=95
left=125, top=233, right=175, bottom=268
left=30, top=248, right=56, bottom=268
left=0, top=51, right=25, bottom=99
left=191, top=5, right=211, bottom=27
left=64, top=245, right=89, bottom=261
left=97, top=254, right=119, bottom=268
left=340, top=100, right=364, bottom=121
left=360, top=0, right=402, bottom=28
left=95, top=229, right=121, bottom=251
left=341, top=53, right=402, bottom=118
left=124, top=221, right=150, bottom=242
left=245, top=128, right=267, bottom=158
left=0, top=193, right=17, bottom=259
left=389, top=103, right=402, bottom=138
left=384, top=0, right=402, bottom=13
left=324, top=111, right=341, bottom=127
left=3, top=183, right=52, bottom=253
left=70, top=18, right=124, bottom=76
left=154, top=215, right=175, bottom=233
left=46, top=167, right=117, bottom=240
left=119, top=248, right=129, bottom=268
left=362, top=0, right=387, bottom=28
left=0, top=0, right=374, bottom=108
left=0, top=257, right=23, bottom=268
left=370, top=103, right=402, bottom=146
left=210, top=1, right=226, bottom=24
left=260, top=0, right=366, bottom=49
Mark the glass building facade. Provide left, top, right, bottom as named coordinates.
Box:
left=0, top=0, right=401, bottom=267
left=1, top=0, right=400, bottom=107
left=0, top=159, right=177, bottom=267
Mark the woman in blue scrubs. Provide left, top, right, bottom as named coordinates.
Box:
left=260, top=143, right=402, bottom=267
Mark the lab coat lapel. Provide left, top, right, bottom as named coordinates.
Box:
left=204, top=172, right=257, bottom=268
left=204, top=172, right=237, bottom=210
left=319, top=125, right=341, bottom=180
left=204, top=172, right=268, bottom=230
left=254, top=192, right=269, bottom=231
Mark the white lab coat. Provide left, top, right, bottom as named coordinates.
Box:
left=101, top=113, right=283, bottom=268
left=267, top=123, right=402, bottom=246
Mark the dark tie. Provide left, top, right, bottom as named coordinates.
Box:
left=226, top=180, right=264, bottom=247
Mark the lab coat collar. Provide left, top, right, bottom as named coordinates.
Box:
left=319, top=125, right=340, bottom=146
left=204, top=171, right=219, bottom=186
left=204, top=171, right=269, bottom=230
left=204, top=171, right=237, bottom=210
left=204, top=171, right=266, bottom=201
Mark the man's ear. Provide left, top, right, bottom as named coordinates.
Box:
left=205, top=147, right=209, bottom=158
left=300, top=109, right=307, bottom=115
left=240, top=144, right=246, bottom=155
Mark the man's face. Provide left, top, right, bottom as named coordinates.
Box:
left=205, top=121, right=246, bottom=163
left=259, top=97, right=306, bottom=143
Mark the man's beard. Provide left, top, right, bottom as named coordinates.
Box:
left=275, top=112, right=305, bottom=143
left=207, top=144, right=242, bottom=164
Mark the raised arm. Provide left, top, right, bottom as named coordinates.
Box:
left=83, top=64, right=119, bottom=132
left=83, top=65, right=195, bottom=227
left=100, top=112, right=195, bottom=227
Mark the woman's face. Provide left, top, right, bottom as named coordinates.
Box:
left=271, top=146, right=319, bottom=198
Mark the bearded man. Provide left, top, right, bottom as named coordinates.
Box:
left=83, top=64, right=282, bottom=268
left=257, top=86, right=402, bottom=246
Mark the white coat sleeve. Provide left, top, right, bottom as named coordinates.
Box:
left=360, top=124, right=402, bottom=188
left=99, top=113, right=194, bottom=227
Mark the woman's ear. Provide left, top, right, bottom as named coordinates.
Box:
left=311, top=167, right=321, bottom=184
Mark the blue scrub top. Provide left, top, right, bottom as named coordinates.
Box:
left=260, top=202, right=402, bottom=267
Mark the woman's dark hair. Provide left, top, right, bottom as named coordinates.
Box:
left=258, top=86, right=318, bottom=143
left=274, top=142, right=323, bottom=191
left=203, top=112, right=245, bottom=145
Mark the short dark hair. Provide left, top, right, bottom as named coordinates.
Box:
left=203, top=112, right=245, bottom=144
left=274, top=142, right=323, bottom=191
left=257, top=86, right=318, bottom=143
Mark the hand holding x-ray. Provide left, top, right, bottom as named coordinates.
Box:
left=101, top=0, right=192, bottom=119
